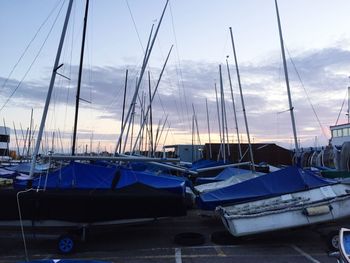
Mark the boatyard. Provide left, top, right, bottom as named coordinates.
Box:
left=0, top=210, right=341, bottom=263
left=3, top=0, right=350, bottom=262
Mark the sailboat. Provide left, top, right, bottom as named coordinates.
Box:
left=0, top=0, right=187, bottom=255
left=214, top=0, right=350, bottom=237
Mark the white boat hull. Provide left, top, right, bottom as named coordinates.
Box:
left=216, top=183, right=350, bottom=237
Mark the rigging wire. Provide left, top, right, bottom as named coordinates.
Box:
left=169, top=1, right=191, bottom=132
left=63, top=0, right=77, bottom=152
left=0, top=0, right=66, bottom=112
left=125, top=0, right=145, bottom=53
left=124, top=1, right=179, bottom=146
left=335, top=89, right=348, bottom=125
left=286, top=47, right=328, bottom=140
left=0, top=0, right=63, bottom=94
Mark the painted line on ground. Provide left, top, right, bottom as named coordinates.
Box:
left=214, top=246, right=226, bottom=257
left=291, top=244, right=321, bottom=263
left=175, top=247, right=182, bottom=263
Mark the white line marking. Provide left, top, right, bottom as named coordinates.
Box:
left=214, top=246, right=226, bottom=257
left=175, top=247, right=182, bottom=263
left=291, top=244, right=321, bottom=263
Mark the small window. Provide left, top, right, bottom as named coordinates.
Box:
left=332, top=130, right=337, bottom=137
left=344, top=128, right=349, bottom=137
left=337, top=129, right=343, bottom=137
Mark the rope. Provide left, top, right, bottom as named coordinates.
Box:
left=125, top=0, right=145, bottom=53
left=286, top=48, right=328, bottom=140
left=0, top=0, right=62, bottom=94
left=17, top=188, right=35, bottom=262
left=169, top=1, right=191, bottom=132
left=0, top=0, right=66, bottom=112
left=335, top=89, right=348, bottom=125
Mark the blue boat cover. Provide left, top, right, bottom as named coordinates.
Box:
left=197, top=166, right=337, bottom=210
left=20, top=162, right=118, bottom=189
left=189, top=159, right=225, bottom=170
left=15, top=162, right=186, bottom=195
left=0, top=167, right=18, bottom=179
left=117, top=167, right=186, bottom=195
left=196, top=167, right=251, bottom=185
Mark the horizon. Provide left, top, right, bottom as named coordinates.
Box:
left=1, top=0, right=350, bottom=155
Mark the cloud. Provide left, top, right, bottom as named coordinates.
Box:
left=1, top=46, right=350, bottom=149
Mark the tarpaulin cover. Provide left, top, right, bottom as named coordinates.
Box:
left=196, top=167, right=251, bottom=185
left=0, top=167, right=18, bottom=178
left=197, top=166, right=337, bottom=210
left=189, top=159, right=225, bottom=170
left=15, top=162, right=186, bottom=195
left=117, top=167, right=186, bottom=195
left=19, top=162, right=118, bottom=189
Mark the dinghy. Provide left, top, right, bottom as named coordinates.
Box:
left=216, top=183, right=350, bottom=237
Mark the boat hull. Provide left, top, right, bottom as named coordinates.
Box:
left=216, top=183, right=350, bottom=237
left=0, top=185, right=187, bottom=227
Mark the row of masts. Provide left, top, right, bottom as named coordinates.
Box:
left=189, top=0, right=300, bottom=167
left=25, top=0, right=299, bottom=177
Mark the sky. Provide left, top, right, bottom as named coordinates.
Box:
left=1, top=0, right=350, bottom=154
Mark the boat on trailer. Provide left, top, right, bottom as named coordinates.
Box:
left=0, top=161, right=187, bottom=229
left=216, top=182, right=350, bottom=237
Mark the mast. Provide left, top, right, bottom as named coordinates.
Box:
left=131, top=45, right=173, bottom=152
left=274, top=0, right=299, bottom=153
left=13, top=122, right=20, bottom=159
left=219, top=65, right=226, bottom=162
left=29, top=0, right=74, bottom=178
left=118, top=69, right=128, bottom=154
left=148, top=71, right=154, bottom=157
left=27, top=109, right=33, bottom=157
left=226, top=57, right=242, bottom=161
left=192, top=104, right=202, bottom=160
left=191, top=113, right=194, bottom=162
left=229, top=27, right=255, bottom=171
left=205, top=98, right=212, bottom=159
left=214, top=83, right=223, bottom=160
left=72, top=0, right=89, bottom=155
left=116, top=0, right=169, bottom=152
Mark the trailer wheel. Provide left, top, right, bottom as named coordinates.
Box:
left=326, top=230, right=340, bottom=251
left=57, top=234, right=76, bottom=254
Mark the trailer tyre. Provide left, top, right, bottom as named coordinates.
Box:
left=326, top=230, right=340, bottom=251
left=57, top=234, right=76, bottom=254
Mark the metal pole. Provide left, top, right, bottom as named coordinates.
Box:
left=72, top=0, right=89, bottom=155
left=214, top=83, right=223, bottom=160
left=229, top=27, right=255, bottom=171
left=219, top=65, right=226, bottom=163
left=118, top=69, right=128, bottom=153
left=226, top=57, right=242, bottom=160
left=205, top=98, right=212, bottom=159
left=131, top=45, right=173, bottom=152
left=13, top=122, right=20, bottom=159
left=274, top=0, right=299, bottom=154
left=29, top=0, right=74, bottom=178
left=116, top=0, right=169, bottom=152
left=148, top=71, right=154, bottom=157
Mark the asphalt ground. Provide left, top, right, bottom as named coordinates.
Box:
left=0, top=210, right=342, bottom=263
